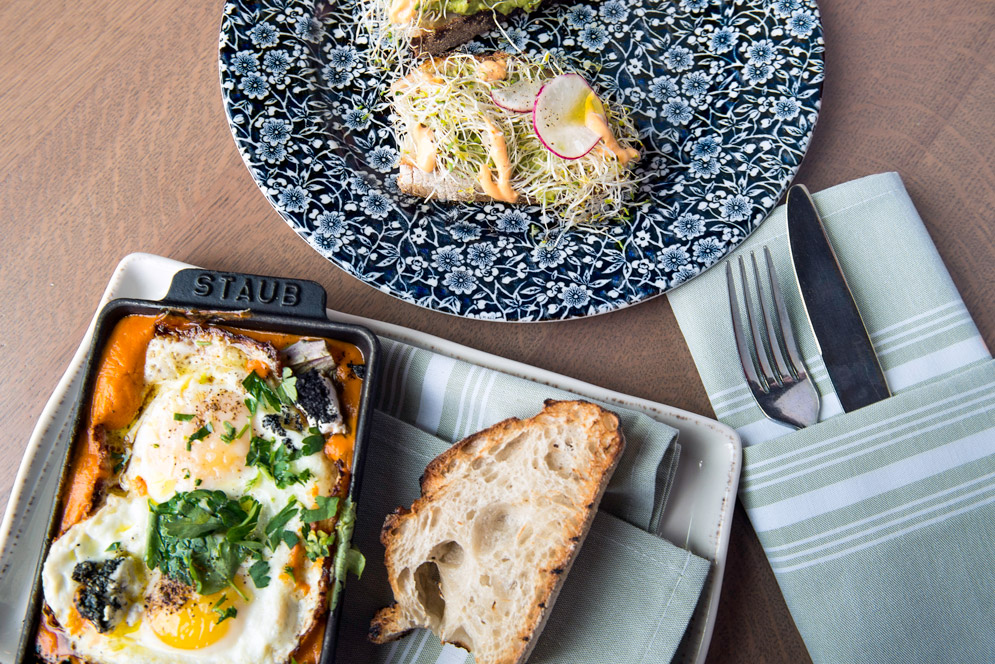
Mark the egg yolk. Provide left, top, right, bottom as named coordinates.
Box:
left=148, top=590, right=233, bottom=650
left=128, top=375, right=254, bottom=501
left=109, top=618, right=140, bottom=639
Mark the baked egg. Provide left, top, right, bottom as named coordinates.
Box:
left=40, top=323, right=358, bottom=664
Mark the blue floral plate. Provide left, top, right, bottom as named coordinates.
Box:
left=219, top=0, right=823, bottom=321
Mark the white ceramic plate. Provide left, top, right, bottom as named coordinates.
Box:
left=0, top=252, right=740, bottom=664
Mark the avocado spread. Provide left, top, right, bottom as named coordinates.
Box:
left=424, top=0, right=542, bottom=17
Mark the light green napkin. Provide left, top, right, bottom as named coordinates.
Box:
left=334, top=339, right=711, bottom=664
left=668, top=173, right=995, bottom=663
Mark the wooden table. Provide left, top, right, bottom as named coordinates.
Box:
left=1, top=1, right=992, bottom=661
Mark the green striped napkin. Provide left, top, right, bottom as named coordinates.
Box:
left=668, top=173, right=995, bottom=663
left=335, top=340, right=711, bottom=663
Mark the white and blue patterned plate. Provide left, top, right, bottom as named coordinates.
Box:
left=219, top=0, right=823, bottom=321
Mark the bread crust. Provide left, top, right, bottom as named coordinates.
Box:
left=370, top=400, right=625, bottom=664
left=396, top=164, right=492, bottom=202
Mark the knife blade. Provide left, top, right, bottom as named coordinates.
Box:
left=786, top=184, right=890, bottom=411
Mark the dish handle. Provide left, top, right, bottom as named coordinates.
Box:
left=160, top=269, right=329, bottom=320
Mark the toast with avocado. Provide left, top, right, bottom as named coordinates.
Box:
left=390, top=52, right=642, bottom=226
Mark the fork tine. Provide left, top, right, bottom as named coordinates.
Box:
left=752, top=251, right=792, bottom=380
left=764, top=245, right=806, bottom=377
left=739, top=256, right=778, bottom=388
left=726, top=262, right=764, bottom=391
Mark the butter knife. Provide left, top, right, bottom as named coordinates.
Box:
left=786, top=184, right=890, bottom=411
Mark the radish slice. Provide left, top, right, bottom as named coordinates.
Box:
left=491, top=79, right=545, bottom=113
left=532, top=73, right=605, bottom=160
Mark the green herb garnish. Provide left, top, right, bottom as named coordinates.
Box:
left=281, top=530, right=300, bottom=549
left=242, top=373, right=282, bottom=412
left=302, top=495, right=339, bottom=524
left=220, top=421, right=237, bottom=444
left=186, top=422, right=214, bottom=451
left=275, top=367, right=298, bottom=405
left=248, top=559, right=271, bottom=589
left=212, top=595, right=237, bottom=624
left=173, top=413, right=196, bottom=422
left=301, top=526, right=335, bottom=562
left=245, top=436, right=314, bottom=489
left=300, top=428, right=326, bottom=457
left=264, top=498, right=299, bottom=549
left=220, top=421, right=251, bottom=444
left=106, top=541, right=122, bottom=552
left=145, top=490, right=263, bottom=596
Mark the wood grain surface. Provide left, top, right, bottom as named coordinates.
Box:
left=1, top=1, right=992, bottom=662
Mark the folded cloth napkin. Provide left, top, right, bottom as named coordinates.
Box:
left=668, top=172, right=995, bottom=663
left=335, top=338, right=710, bottom=664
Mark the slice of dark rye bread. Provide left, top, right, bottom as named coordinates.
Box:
left=369, top=400, right=626, bottom=664
left=413, top=12, right=497, bottom=55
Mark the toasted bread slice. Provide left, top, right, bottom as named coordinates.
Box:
left=412, top=12, right=497, bottom=55
left=390, top=52, right=641, bottom=223
left=397, top=164, right=491, bottom=202
left=370, top=400, right=625, bottom=664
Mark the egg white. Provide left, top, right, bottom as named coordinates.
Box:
left=42, top=327, right=340, bottom=664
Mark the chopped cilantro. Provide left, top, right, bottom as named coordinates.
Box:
left=220, top=421, right=251, bottom=444
left=106, top=541, right=122, bottom=552
left=246, top=436, right=314, bottom=489
left=302, top=495, right=339, bottom=524
left=283, top=565, right=295, bottom=582
left=264, top=498, right=299, bottom=549
left=186, top=422, right=213, bottom=451
left=212, top=595, right=237, bottom=625
left=245, top=396, right=258, bottom=415
left=145, top=490, right=263, bottom=596
left=242, top=373, right=282, bottom=411
left=300, top=429, right=326, bottom=457
left=248, top=559, right=271, bottom=589
left=275, top=367, right=298, bottom=405
left=281, top=530, right=300, bottom=549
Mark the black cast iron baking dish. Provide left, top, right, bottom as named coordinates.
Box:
left=16, top=268, right=381, bottom=664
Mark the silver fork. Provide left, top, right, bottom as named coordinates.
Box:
left=725, top=246, right=819, bottom=429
